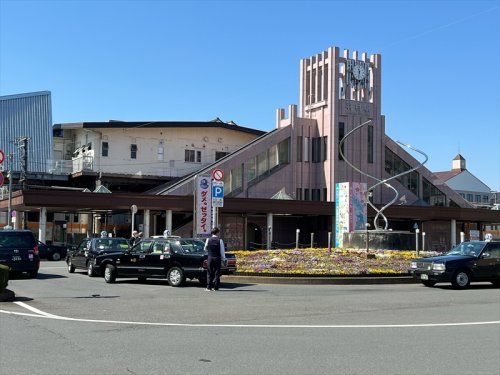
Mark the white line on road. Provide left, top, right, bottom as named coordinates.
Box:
left=1, top=302, right=499, bottom=329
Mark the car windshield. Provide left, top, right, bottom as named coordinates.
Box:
left=94, top=238, right=129, bottom=251
left=178, top=239, right=206, bottom=254
left=446, top=242, right=485, bottom=257
left=0, top=232, right=36, bottom=248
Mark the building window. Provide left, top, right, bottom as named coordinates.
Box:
left=297, top=136, right=303, bottom=162
left=296, top=188, right=302, bottom=200
left=247, top=157, right=257, bottom=182
left=257, top=151, right=268, bottom=177
left=322, top=136, right=328, bottom=161
left=102, top=142, right=109, bottom=157
left=459, top=193, right=465, bottom=198
left=475, top=195, right=481, bottom=203
left=466, top=193, right=473, bottom=202
left=312, top=137, right=322, bottom=163
left=215, top=151, right=228, bottom=161
left=367, top=125, right=373, bottom=164
left=338, top=122, right=345, bottom=160
left=385, top=147, right=419, bottom=197
left=185, top=149, right=201, bottom=163
left=231, top=164, right=243, bottom=192
left=324, top=64, right=328, bottom=100
left=269, top=145, right=278, bottom=171
left=130, top=144, right=137, bottom=159
left=323, top=188, right=328, bottom=201
left=304, top=137, right=310, bottom=162
left=312, top=189, right=321, bottom=201
left=422, top=178, right=446, bottom=206
left=277, top=138, right=290, bottom=165
left=157, top=141, right=164, bottom=161
left=304, top=189, right=310, bottom=200
left=483, top=195, right=489, bottom=203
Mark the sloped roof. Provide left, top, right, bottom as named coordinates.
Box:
left=271, top=188, right=293, bottom=200
left=453, top=154, right=465, bottom=161
left=433, top=170, right=463, bottom=182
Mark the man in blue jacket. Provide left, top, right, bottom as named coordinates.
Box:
left=204, top=227, right=226, bottom=291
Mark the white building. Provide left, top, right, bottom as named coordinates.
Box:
left=434, top=154, right=493, bottom=209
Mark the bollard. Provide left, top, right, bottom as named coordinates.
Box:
left=460, top=231, right=465, bottom=243
left=422, top=232, right=426, bottom=251
left=295, top=229, right=300, bottom=250
left=327, top=232, right=332, bottom=253
left=310, top=233, right=314, bottom=249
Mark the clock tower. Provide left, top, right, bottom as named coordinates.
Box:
left=298, top=46, right=384, bottom=203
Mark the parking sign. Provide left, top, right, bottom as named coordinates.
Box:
left=212, top=181, right=224, bottom=207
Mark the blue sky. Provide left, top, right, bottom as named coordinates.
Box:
left=1, top=0, right=499, bottom=190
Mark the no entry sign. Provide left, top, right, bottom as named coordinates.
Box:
left=212, top=168, right=224, bottom=181
left=0, top=150, right=4, bottom=164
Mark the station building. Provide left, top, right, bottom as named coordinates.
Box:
left=1, top=45, right=499, bottom=249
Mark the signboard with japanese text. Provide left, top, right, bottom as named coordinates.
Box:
left=195, top=176, right=212, bottom=236
left=335, top=182, right=367, bottom=247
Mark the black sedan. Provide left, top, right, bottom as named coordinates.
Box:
left=37, top=241, right=68, bottom=261
left=66, top=237, right=130, bottom=276
left=409, top=241, right=500, bottom=289
left=92, top=237, right=237, bottom=286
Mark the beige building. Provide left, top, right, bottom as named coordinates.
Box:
left=52, top=119, right=264, bottom=191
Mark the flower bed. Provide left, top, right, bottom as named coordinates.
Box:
left=230, top=248, right=441, bottom=276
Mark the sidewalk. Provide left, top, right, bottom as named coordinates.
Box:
left=224, top=274, right=416, bottom=285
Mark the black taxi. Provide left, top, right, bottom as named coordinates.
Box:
left=409, top=241, right=500, bottom=289
left=92, top=237, right=237, bottom=286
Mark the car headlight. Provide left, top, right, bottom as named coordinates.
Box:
left=432, top=263, right=446, bottom=271
left=410, top=262, right=417, bottom=269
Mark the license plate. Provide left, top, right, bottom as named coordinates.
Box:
left=420, top=274, right=429, bottom=280
left=12, top=256, right=22, bottom=261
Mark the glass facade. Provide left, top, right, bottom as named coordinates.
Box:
left=422, top=178, right=446, bottom=206
left=385, top=147, right=419, bottom=197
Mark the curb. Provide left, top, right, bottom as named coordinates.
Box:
left=0, top=289, right=15, bottom=302
left=224, top=275, right=417, bottom=285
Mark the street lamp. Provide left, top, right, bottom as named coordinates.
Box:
left=413, top=223, right=420, bottom=256
left=365, top=222, right=371, bottom=253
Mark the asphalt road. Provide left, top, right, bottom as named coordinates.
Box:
left=1, top=261, right=499, bottom=375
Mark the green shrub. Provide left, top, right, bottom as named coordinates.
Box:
left=0, top=264, right=9, bottom=293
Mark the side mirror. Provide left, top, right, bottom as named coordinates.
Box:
left=481, top=252, right=491, bottom=259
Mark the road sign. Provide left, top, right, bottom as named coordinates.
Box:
left=0, top=150, right=4, bottom=164
left=212, top=181, right=224, bottom=207
left=212, top=181, right=224, bottom=198
left=0, top=172, right=3, bottom=187
left=212, top=168, right=224, bottom=181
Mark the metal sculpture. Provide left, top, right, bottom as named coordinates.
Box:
left=338, top=120, right=428, bottom=230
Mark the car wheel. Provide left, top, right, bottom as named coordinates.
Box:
left=422, top=280, right=436, bottom=287
left=104, top=265, right=116, bottom=284
left=87, top=262, right=96, bottom=277
left=491, top=280, right=500, bottom=287
left=451, top=269, right=471, bottom=289
left=167, top=267, right=185, bottom=287
left=68, top=260, right=75, bottom=273
left=51, top=252, right=62, bottom=261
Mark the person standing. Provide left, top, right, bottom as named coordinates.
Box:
left=128, top=230, right=139, bottom=247
left=204, top=227, right=226, bottom=291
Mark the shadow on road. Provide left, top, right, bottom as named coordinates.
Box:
left=435, top=283, right=498, bottom=290
left=13, top=296, right=34, bottom=302
left=9, top=272, right=67, bottom=280
left=114, top=279, right=257, bottom=290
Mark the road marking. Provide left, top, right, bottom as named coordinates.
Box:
left=14, top=301, right=62, bottom=318
left=1, top=302, right=499, bottom=329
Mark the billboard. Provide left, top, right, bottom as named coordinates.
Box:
left=195, top=176, right=212, bottom=236
left=335, top=182, right=367, bottom=247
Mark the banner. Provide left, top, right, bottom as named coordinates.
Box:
left=335, top=182, right=367, bottom=247
left=195, top=176, right=212, bottom=236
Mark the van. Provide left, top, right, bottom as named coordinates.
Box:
left=0, top=230, right=40, bottom=278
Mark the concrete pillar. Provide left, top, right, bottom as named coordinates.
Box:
left=266, top=213, right=273, bottom=250
left=88, top=213, right=93, bottom=237
left=451, top=219, right=457, bottom=247
left=144, top=209, right=150, bottom=238
left=243, top=215, right=248, bottom=250
left=165, top=210, right=172, bottom=234
left=39, top=207, right=47, bottom=243
left=152, top=214, right=158, bottom=236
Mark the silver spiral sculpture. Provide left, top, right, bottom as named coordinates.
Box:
left=338, top=120, right=428, bottom=231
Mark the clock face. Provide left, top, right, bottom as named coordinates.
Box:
left=352, top=64, right=366, bottom=80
